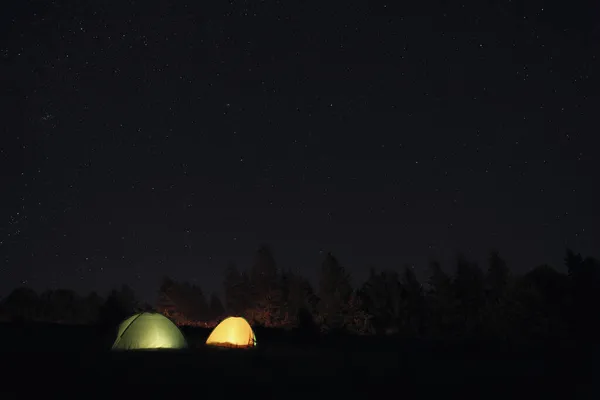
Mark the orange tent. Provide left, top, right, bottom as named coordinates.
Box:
left=206, top=317, right=256, bottom=348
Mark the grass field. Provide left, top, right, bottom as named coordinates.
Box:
left=0, top=322, right=594, bottom=398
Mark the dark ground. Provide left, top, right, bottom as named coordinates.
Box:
left=0, top=322, right=595, bottom=399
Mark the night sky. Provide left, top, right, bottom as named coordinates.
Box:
left=1, top=1, right=598, bottom=303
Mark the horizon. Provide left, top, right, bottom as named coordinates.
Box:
left=0, top=244, right=577, bottom=305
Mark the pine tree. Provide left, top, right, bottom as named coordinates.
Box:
left=360, top=268, right=403, bottom=334
left=248, top=245, right=283, bottom=326
left=426, top=261, right=455, bottom=338
left=486, top=250, right=510, bottom=304
left=452, top=254, right=485, bottom=337
left=280, top=270, right=318, bottom=328
left=400, top=266, right=424, bottom=337
left=223, top=262, right=251, bottom=316
left=2, top=287, right=40, bottom=322
left=157, top=278, right=208, bottom=323
left=208, top=293, right=225, bottom=321
left=317, top=252, right=353, bottom=331
left=99, top=285, right=138, bottom=326
left=564, top=249, right=600, bottom=341
left=250, top=244, right=278, bottom=296
left=157, top=277, right=178, bottom=318
left=483, top=251, right=511, bottom=338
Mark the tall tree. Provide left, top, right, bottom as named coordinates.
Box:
left=565, top=250, right=600, bottom=341
left=400, top=266, right=425, bottom=337
left=250, top=244, right=278, bottom=295
left=183, top=282, right=209, bottom=320
left=223, top=262, right=251, bottom=316
left=428, top=261, right=452, bottom=296
left=83, top=291, right=104, bottom=324
left=39, top=289, right=83, bottom=323
left=452, top=254, right=485, bottom=336
left=157, top=278, right=208, bottom=322
left=486, top=250, right=510, bottom=303
left=515, top=264, right=570, bottom=339
left=359, top=268, right=403, bottom=334
left=317, top=252, right=353, bottom=331
left=483, top=251, right=511, bottom=338
left=565, top=249, right=584, bottom=280
left=344, top=289, right=375, bottom=335
left=99, top=285, right=138, bottom=326
left=426, top=261, right=455, bottom=338
left=119, top=284, right=138, bottom=311
left=208, top=293, right=225, bottom=320
left=280, top=270, right=318, bottom=328
left=2, top=287, right=40, bottom=322
left=248, top=245, right=283, bottom=326
left=157, top=277, right=178, bottom=317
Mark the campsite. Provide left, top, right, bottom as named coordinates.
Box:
left=0, top=249, right=597, bottom=397
left=0, top=317, right=591, bottom=398
left=3, top=0, right=599, bottom=396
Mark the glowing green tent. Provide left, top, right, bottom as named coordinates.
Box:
left=111, top=312, right=188, bottom=350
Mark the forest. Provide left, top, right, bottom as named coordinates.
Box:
left=1, top=246, right=598, bottom=343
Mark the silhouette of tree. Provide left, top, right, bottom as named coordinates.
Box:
left=2, top=287, right=40, bottom=322
left=39, top=289, right=84, bottom=323
left=514, top=264, right=570, bottom=339
left=83, top=291, right=104, bottom=323
left=426, top=260, right=456, bottom=338
left=119, top=284, right=138, bottom=311
left=565, top=249, right=584, bottom=279
left=250, top=245, right=278, bottom=297
left=486, top=250, right=510, bottom=303
left=297, top=306, right=318, bottom=334
left=208, top=293, right=225, bottom=320
left=280, top=270, right=317, bottom=328
left=279, top=270, right=292, bottom=321
left=2, top=242, right=596, bottom=341
left=509, top=271, right=552, bottom=340
left=565, top=249, right=600, bottom=341
left=157, top=276, right=178, bottom=317
left=317, top=252, right=353, bottom=331
left=98, top=284, right=138, bottom=326
left=180, top=282, right=209, bottom=320
left=248, top=245, right=283, bottom=327
left=223, top=262, right=251, bottom=316
left=359, top=268, right=403, bottom=334
left=481, top=251, right=512, bottom=338
left=452, top=254, right=485, bottom=337
left=400, top=266, right=425, bottom=337
left=157, top=277, right=208, bottom=323
left=580, top=256, right=600, bottom=339
left=344, top=290, right=374, bottom=335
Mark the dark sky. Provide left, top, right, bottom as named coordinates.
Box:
left=1, top=0, right=598, bottom=303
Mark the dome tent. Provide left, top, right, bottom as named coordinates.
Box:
left=206, top=317, right=256, bottom=348
left=111, top=312, right=188, bottom=350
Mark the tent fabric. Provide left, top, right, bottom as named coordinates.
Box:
left=111, top=312, right=188, bottom=350
left=206, top=317, right=257, bottom=348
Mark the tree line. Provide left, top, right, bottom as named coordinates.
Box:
left=1, top=246, right=598, bottom=342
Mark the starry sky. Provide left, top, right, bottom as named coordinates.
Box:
left=1, top=0, right=598, bottom=303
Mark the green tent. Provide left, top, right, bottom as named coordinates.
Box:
left=111, top=312, right=188, bottom=350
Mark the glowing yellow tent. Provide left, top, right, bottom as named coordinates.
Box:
left=111, top=312, right=188, bottom=350
left=206, top=317, right=257, bottom=348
